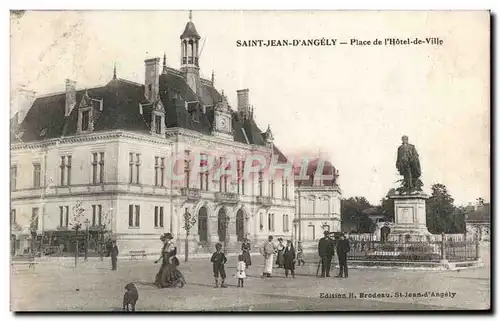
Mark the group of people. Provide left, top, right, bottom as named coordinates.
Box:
left=318, top=231, right=351, bottom=278
left=108, top=231, right=349, bottom=289
left=260, top=235, right=299, bottom=278
left=211, top=238, right=252, bottom=288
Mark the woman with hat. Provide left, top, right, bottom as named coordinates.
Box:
left=154, top=233, right=177, bottom=287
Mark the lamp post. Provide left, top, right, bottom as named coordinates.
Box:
left=183, top=208, right=197, bottom=262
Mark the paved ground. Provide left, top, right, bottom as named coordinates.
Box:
left=11, top=244, right=490, bottom=311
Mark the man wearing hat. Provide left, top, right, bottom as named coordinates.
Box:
left=318, top=231, right=335, bottom=277
left=335, top=233, right=350, bottom=278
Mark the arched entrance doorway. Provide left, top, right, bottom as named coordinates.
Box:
left=198, top=207, right=208, bottom=242
left=218, top=208, right=228, bottom=242
left=236, top=209, right=245, bottom=242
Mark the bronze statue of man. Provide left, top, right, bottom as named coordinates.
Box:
left=396, top=135, right=422, bottom=193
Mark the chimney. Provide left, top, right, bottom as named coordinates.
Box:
left=237, top=89, right=250, bottom=119
left=12, top=87, right=36, bottom=125
left=65, top=79, right=77, bottom=117
left=144, top=58, right=160, bottom=101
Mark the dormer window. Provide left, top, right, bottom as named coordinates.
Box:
left=150, top=100, right=165, bottom=136
left=77, top=91, right=101, bottom=134
left=81, top=110, right=90, bottom=131
left=154, top=115, right=162, bottom=134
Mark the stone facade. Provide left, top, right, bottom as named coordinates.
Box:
left=10, top=129, right=295, bottom=255
left=293, top=158, right=342, bottom=247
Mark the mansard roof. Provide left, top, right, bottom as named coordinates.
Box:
left=12, top=67, right=287, bottom=162
left=13, top=78, right=151, bottom=143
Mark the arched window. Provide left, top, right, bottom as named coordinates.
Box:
left=198, top=207, right=208, bottom=242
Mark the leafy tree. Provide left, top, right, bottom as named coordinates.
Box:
left=450, top=206, right=466, bottom=233
left=426, top=184, right=456, bottom=233
left=341, top=197, right=374, bottom=233
left=378, top=188, right=396, bottom=222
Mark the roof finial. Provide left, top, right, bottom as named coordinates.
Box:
left=211, top=70, right=215, bottom=85
left=162, top=53, right=167, bottom=74
left=113, top=63, right=117, bottom=80
left=189, top=10, right=192, bottom=21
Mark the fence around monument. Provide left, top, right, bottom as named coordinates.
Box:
left=346, top=239, right=478, bottom=262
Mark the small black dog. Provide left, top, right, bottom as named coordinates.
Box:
left=123, top=283, right=139, bottom=312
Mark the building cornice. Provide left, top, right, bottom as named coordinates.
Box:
left=166, top=127, right=272, bottom=154
left=11, top=130, right=174, bottom=151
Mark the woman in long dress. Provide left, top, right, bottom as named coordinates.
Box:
left=168, top=246, right=186, bottom=287
left=154, top=234, right=169, bottom=287
left=154, top=233, right=176, bottom=288
left=241, top=238, right=252, bottom=268
left=276, top=238, right=285, bottom=268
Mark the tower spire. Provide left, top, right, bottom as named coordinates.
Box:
left=189, top=10, right=192, bottom=21
left=211, top=70, right=215, bottom=85
left=162, top=53, right=167, bottom=74
left=113, top=63, right=117, bottom=80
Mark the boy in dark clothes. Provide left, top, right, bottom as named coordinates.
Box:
left=211, top=243, right=227, bottom=288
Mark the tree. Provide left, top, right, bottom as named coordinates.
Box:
left=450, top=206, right=466, bottom=234
left=70, top=201, right=86, bottom=268
left=378, top=188, right=396, bottom=222
left=341, top=197, right=374, bottom=233
left=426, top=184, right=456, bottom=234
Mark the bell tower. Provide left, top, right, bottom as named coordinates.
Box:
left=180, top=11, right=201, bottom=95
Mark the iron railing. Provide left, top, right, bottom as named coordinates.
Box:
left=346, top=239, right=478, bottom=262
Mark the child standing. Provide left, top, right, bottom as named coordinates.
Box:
left=211, top=243, right=227, bottom=288
left=236, top=254, right=247, bottom=288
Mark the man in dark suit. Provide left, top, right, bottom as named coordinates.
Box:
left=336, top=233, right=350, bottom=278
left=318, top=231, right=335, bottom=277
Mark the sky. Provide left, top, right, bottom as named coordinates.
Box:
left=9, top=10, right=490, bottom=206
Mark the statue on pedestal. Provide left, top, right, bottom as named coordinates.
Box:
left=396, top=135, right=422, bottom=194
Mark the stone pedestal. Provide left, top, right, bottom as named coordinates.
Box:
left=390, top=193, right=430, bottom=237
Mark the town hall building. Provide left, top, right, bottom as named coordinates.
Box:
left=10, top=14, right=299, bottom=255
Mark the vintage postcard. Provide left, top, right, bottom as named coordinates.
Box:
left=9, top=10, right=490, bottom=312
